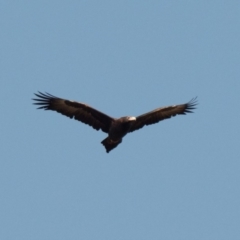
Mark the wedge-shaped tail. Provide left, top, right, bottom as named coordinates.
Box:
left=101, top=137, right=122, bottom=153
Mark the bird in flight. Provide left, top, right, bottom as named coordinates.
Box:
left=33, top=92, right=197, bottom=153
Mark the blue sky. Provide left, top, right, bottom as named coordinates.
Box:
left=1, top=1, right=240, bottom=239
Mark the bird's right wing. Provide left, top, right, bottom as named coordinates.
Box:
left=129, top=98, right=197, bottom=133
left=33, top=92, right=114, bottom=133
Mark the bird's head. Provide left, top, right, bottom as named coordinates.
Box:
left=127, top=116, right=136, bottom=122
left=119, top=116, right=136, bottom=126
left=118, top=116, right=136, bottom=133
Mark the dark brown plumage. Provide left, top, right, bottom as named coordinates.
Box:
left=33, top=92, right=197, bottom=153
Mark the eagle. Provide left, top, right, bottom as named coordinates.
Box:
left=33, top=92, right=197, bottom=153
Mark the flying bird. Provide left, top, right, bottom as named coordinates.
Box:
left=33, top=92, right=197, bottom=153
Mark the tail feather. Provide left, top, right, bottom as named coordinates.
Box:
left=101, top=137, right=122, bottom=153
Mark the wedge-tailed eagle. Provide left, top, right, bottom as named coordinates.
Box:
left=33, top=92, right=197, bottom=153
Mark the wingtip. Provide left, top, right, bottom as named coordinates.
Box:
left=189, top=97, right=198, bottom=106
left=185, top=97, right=198, bottom=113
left=32, top=91, right=57, bottom=110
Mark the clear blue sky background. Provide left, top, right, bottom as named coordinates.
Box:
left=1, top=1, right=240, bottom=239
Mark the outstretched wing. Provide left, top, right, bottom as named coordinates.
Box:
left=129, top=97, right=197, bottom=132
left=33, top=92, right=114, bottom=133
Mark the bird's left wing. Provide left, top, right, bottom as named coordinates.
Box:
left=129, top=97, right=197, bottom=133
left=33, top=92, right=114, bottom=133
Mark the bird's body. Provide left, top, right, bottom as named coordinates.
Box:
left=33, top=92, right=197, bottom=153
left=101, top=116, right=136, bottom=152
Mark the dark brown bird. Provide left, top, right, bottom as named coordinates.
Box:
left=33, top=92, right=197, bottom=153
